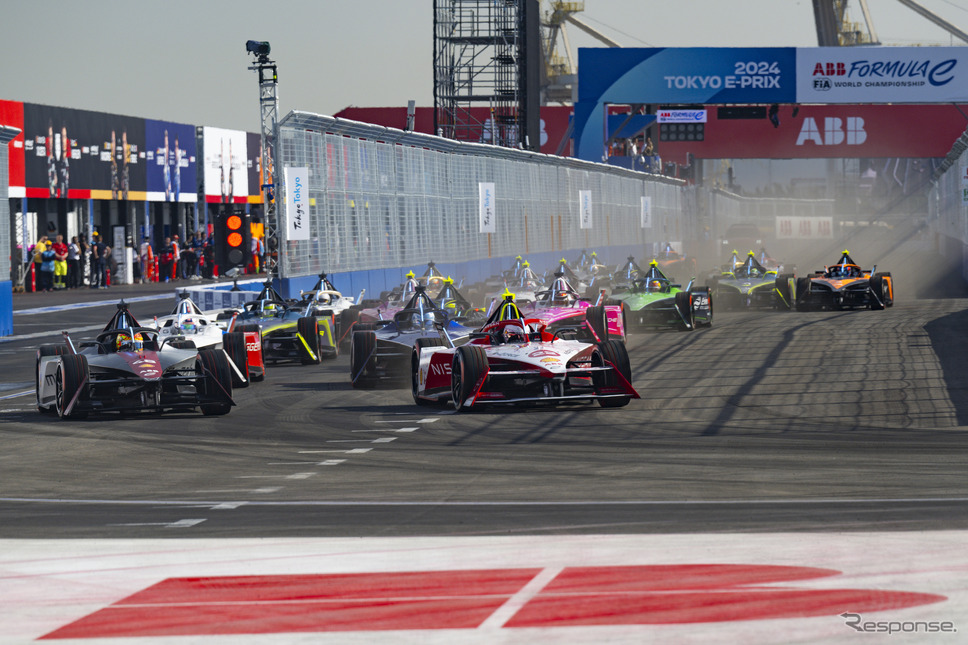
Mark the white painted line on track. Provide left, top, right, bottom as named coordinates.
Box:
left=108, top=518, right=207, bottom=528
left=352, top=427, right=417, bottom=433
left=479, top=566, right=564, bottom=629
left=286, top=472, right=316, bottom=480
left=210, top=502, right=248, bottom=510
left=13, top=293, right=170, bottom=316
left=298, top=448, right=372, bottom=454
left=0, top=391, right=32, bottom=401
left=318, top=459, right=347, bottom=466
left=6, top=496, right=968, bottom=506
left=373, top=417, right=439, bottom=424
left=0, top=324, right=104, bottom=344
left=371, top=437, right=397, bottom=443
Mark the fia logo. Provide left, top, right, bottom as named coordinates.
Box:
left=813, top=78, right=831, bottom=91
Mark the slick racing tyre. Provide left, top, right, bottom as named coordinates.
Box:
left=872, top=272, right=893, bottom=309
left=351, top=330, right=377, bottom=388
left=595, top=340, right=632, bottom=408
left=36, top=344, right=68, bottom=413
left=774, top=273, right=796, bottom=310
left=56, top=354, right=89, bottom=419
left=795, top=277, right=812, bottom=311
left=675, top=291, right=694, bottom=331
left=452, top=344, right=487, bottom=412
left=338, top=308, right=360, bottom=351
left=297, top=316, right=321, bottom=365
left=197, top=349, right=233, bottom=416
left=222, top=331, right=249, bottom=388
left=585, top=305, right=609, bottom=343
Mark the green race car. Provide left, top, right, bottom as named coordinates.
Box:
left=610, top=259, right=713, bottom=331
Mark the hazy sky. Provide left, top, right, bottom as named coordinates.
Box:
left=3, top=1, right=967, bottom=132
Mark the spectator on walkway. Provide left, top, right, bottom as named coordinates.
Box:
left=52, top=234, right=68, bottom=290
left=39, top=241, right=55, bottom=292
left=159, top=236, right=175, bottom=283
left=67, top=236, right=80, bottom=288
left=139, top=236, right=153, bottom=283
left=93, top=232, right=108, bottom=289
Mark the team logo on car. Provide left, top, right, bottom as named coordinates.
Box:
left=529, top=349, right=559, bottom=358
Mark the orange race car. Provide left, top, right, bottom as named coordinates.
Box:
left=795, top=250, right=894, bottom=311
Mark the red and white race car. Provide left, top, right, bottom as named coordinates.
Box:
left=411, top=294, right=638, bottom=411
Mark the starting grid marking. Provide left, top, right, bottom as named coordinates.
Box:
left=4, top=532, right=962, bottom=643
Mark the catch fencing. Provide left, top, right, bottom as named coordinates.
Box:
left=929, top=127, right=968, bottom=275
left=274, top=112, right=688, bottom=285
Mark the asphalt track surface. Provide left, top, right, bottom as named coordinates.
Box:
left=2, top=229, right=967, bottom=643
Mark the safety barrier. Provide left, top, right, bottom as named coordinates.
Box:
left=929, top=127, right=968, bottom=279
left=273, top=112, right=688, bottom=296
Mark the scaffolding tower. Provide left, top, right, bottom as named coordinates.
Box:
left=433, top=0, right=539, bottom=150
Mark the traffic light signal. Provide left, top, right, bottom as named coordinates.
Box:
left=216, top=209, right=250, bottom=271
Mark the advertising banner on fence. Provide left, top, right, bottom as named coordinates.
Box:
left=285, top=166, right=309, bottom=241
left=201, top=126, right=248, bottom=204
left=776, top=216, right=834, bottom=240
left=479, top=182, right=495, bottom=234
left=145, top=120, right=197, bottom=203
left=22, top=104, right=145, bottom=200
left=0, top=99, right=25, bottom=198
left=797, top=47, right=968, bottom=104
left=579, top=190, right=593, bottom=229
left=657, top=110, right=707, bottom=123
left=641, top=196, right=652, bottom=228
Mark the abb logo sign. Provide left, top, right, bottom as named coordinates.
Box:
left=797, top=117, right=867, bottom=146
left=812, top=62, right=847, bottom=76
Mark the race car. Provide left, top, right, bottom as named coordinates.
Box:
left=350, top=285, right=474, bottom=387
left=794, top=250, right=894, bottom=311
left=297, top=272, right=365, bottom=350
left=228, top=280, right=335, bottom=364
left=514, top=271, right=626, bottom=342
left=609, top=260, right=713, bottom=331
left=411, top=292, right=638, bottom=410
left=436, top=276, right=488, bottom=327
left=358, top=271, right=421, bottom=323
left=153, top=291, right=265, bottom=387
left=36, top=301, right=235, bottom=418
left=707, top=251, right=793, bottom=310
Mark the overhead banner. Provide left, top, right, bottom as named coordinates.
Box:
left=641, top=196, right=652, bottom=228
left=284, top=166, right=309, bottom=241
left=478, top=182, right=495, bottom=234
left=657, top=109, right=707, bottom=123
left=796, top=47, right=968, bottom=104
left=579, top=190, right=592, bottom=229
left=575, top=46, right=968, bottom=162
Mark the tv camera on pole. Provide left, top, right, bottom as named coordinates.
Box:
left=246, top=40, right=279, bottom=279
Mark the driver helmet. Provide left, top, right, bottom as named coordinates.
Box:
left=552, top=290, right=571, bottom=305
left=178, top=317, right=197, bottom=335
left=315, top=292, right=332, bottom=305
left=649, top=279, right=662, bottom=292
left=263, top=302, right=278, bottom=314
left=504, top=324, right=526, bottom=343
left=116, top=331, right=145, bottom=352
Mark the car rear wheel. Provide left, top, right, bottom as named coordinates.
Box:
left=56, top=354, right=89, bottom=419
left=222, top=331, right=249, bottom=388
left=675, top=291, right=694, bottom=330
left=297, top=316, right=321, bottom=365
left=338, top=308, right=360, bottom=351
left=197, top=349, right=233, bottom=416
left=585, top=305, right=608, bottom=342
left=595, top=340, right=632, bottom=408
left=351, top=330, right=377, bottom=388
left=795, top=277, right=812, bottom=311
left=452, top=345, right=487, bottom=412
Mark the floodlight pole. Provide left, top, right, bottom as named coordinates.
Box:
left=248, top=50, right=279, bottom=279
